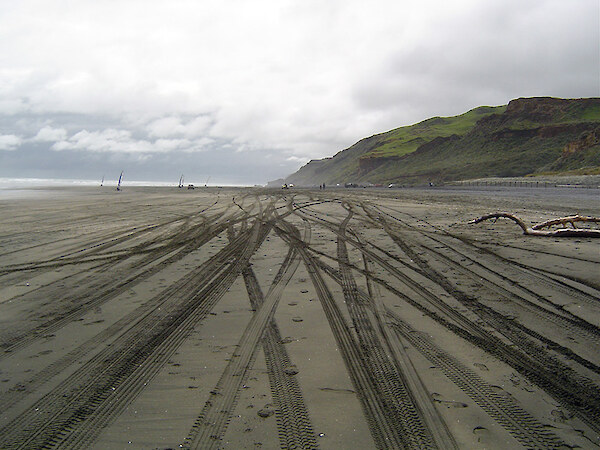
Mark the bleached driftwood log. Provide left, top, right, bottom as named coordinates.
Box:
left=468, top=213, right=600, bottom=237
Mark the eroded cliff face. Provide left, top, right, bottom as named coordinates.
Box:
left=562, top=128, right=599, bottom=156
left=489, top=123, right=595, bottom=141
left=504, top=96, right=570, bottom=121
left=543, top=127, right=600, bottom=173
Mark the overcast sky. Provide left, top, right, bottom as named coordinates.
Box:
left=0, top=0, right=598, bottom=185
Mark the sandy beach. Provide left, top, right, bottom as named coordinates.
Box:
left=0, top=185, right=599, bottom=449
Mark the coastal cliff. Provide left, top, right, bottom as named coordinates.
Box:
left=278, top=97, right=600, bottom=186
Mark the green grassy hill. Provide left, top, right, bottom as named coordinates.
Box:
left=362, top=105, right=506, bottom=159
left=281, top=97, right=600, bottom=186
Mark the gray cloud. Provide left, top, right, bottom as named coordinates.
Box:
left=0, top=0, right=598, bottom=184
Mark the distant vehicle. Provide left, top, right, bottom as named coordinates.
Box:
left=345, top=183, right=358, bottom=188
left=282, top=183, right=289, bottom=189
left=187, top=184, right=195, bottom=189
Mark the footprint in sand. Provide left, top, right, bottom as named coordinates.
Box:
left=319, top=387, right=356, bottom=394
left=551, top=409, right=570, bottom=423
left=84, top=319, right=105, bottom=326
left=473, top=362, right=488, bottom=371
left=490, top=385, right=511, bottom=398
left=292, top=316, right=303, bottom=322
left=283, top=366, right=299, bottom=376
left=431, top=392, right=468, bottom=408
left=473, top=426, right=490, bottom=443
left=257, top=404, right=275, bottom=418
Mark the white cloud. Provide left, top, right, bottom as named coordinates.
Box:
left=185, top=137, right=214, bottom=151
left=146, top=117, right=185, bottom=137
left=0, top=134, right=21, bottom=151
left=52, top=129, right=153, bottom=153
left=153, top=138, right=191, bottom=151
left=146, top=115, right=212, bottom=138
left=33, top=126, right=68, bottom=142
left=50, top=128, right=213, bottom=154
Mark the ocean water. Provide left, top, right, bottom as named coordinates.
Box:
left=0, top=177, right=249, bottom=198
left=0, top=177, right=178, bottom=199
left=0, top=177, right=181, bottom=188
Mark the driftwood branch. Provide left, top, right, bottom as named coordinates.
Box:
left=531, top=215, right=599, bottom=230
left=468, top=213, right=600, bottom=237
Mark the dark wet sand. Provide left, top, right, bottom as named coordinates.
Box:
left=0, top=185, right=598, bottom=449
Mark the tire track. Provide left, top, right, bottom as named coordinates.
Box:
left=363, top=205, right=600, bottom=435
left=243, top=267, right=318, bottom=450
left=361, top=204, right=600, bottom=374
left=292, top=206, right=491, bottom=342
left=275, top=216, right=417, bottom=449
left=309, top=240, right=571, bottom=449
left=335, top=209, right=454, bottom=449
left=0, top=213, right=243, bottom=358
left=0, top=204, right=231, bottom=274
left=385, top=308, right=568, bottom=449
left=290, top=199, right=600, bottom=440
left=182, top=210, right=307, bottom=449
left=370, top=202, right=600, bottom=304
left=0, top=217, right=267, bottom=449
left=0, top=216, right=258, bottom=413
left=412, top=236, right=600, bottom=371
left=0, top=195, right=218, bottom=264
left=361, top=206, right=600, bottom=373
left=57, top=222, right=267, bottom=449
left=3, top=190, right=597, bottom=448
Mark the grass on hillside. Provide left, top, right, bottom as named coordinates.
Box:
left=580, top=104, right=600, bottom=121
left=362, top=105, right=506, bottom=158
left=289, top=98, right=600, bottom=186
left=363, top=100, right=600, bottom=159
